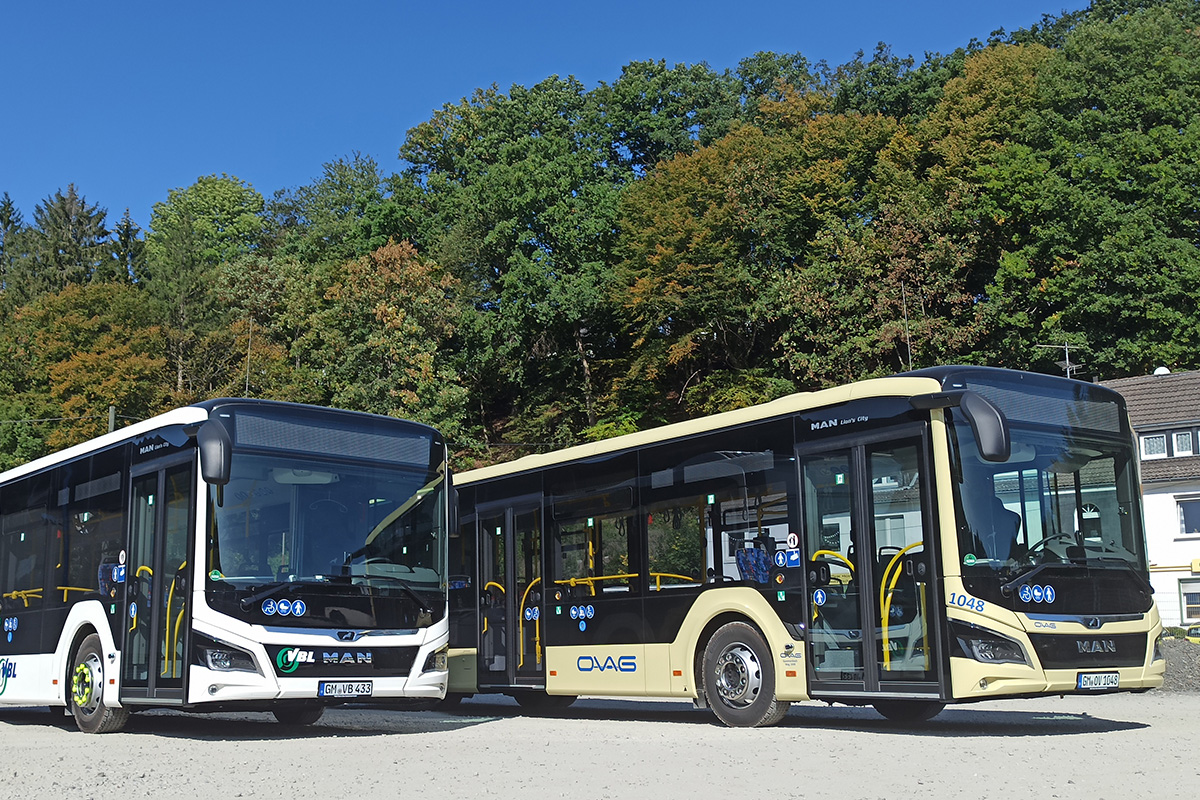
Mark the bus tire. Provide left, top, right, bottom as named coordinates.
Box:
left=513, top=692, right=576, bottom=713
left=702, top=621, right=789, bottom=728
left=272, top=706, right=324, bottom=726
left=70, top=634, right=129, bottom=734
left=872, top=699, right=945, bottom=723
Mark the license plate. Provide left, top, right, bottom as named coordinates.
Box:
left=319, top=681, right=373, bottom=698
left=1077, top=672, right=1119, bottom=690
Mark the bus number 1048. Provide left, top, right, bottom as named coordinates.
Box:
left=948, top=592, right=986, bottom=614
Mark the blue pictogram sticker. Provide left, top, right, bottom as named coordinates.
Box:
left=570, top=606, right=579, bottom=620
left=1044, top=585, right=1056, bottom=604
left=262, top=599, right=278, bottom=616
left=813, top=588, right=827, bottom=606
left=277, top=599, right=293, bottom=616
left=774, top=551, right=788, bottom=568
left=585, top=605, right=595, bottom=619
left=786, top=549, right=802, bottom=568
left=291, top=600, right=306, bottom=617
left=532, top=607, right=540, bottom=620
left=579, top=620, right=587, bottom=632
left=1018, top=584, right=1033, bottom=603
left=524, top=608, right=533, bottom=621
left=129, top=602, right=137, bottom=619
left=1031, top=585, right=1045, bottom=603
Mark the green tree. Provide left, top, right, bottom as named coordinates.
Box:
left=0, top=282, right=170, bottom=464
left=10, top=185, right=110, bottom=303
left=101, top=209, right=143, bottom=283
left=977, top=4, right=1200, bottom=376
left=269, top=153, right=415, bottom=264
left=143, top=174, right=267, bottom=398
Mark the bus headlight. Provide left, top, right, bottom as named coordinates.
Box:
left=423, top=645, right=448, bottom=673
left=950, top=620, right=1030, bottom=666
left=1153, top=632, right=1165, bottom=663
left=195, top=633, right=260, bottom=674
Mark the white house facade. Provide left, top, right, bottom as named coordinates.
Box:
left=1104, top=370, right=1200, bottom=629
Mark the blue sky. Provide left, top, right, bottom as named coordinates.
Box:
left=1, top=1, right=1082, bottom=229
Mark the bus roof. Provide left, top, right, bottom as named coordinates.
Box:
left=0, top=398, right=444, bottom=487
left=456, top=373, right=943, bottom=486
left=0, top=405, right=209, bottom=485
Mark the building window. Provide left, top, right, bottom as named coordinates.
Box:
left=1183, top=579, right=1200, bottom=622
left=1180, top=499, right=1200, bottom=536
left=1175, top=432, right=1194, bottom=457
left=1141, top=434, right=1167, bottom=459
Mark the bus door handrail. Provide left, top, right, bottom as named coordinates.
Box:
left=164, top=560, right=187, bottom=678
left=518, top=577, right=542, bottom=668
left=879, top=542, right=924, bottom=670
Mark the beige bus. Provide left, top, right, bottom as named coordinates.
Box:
left=445, top=366, right=1165, bottom=726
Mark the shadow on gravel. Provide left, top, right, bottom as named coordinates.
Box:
left=2, top=696, right=1147, bottom=739
left=439, top=695, right=1148, bottom=737
left=0, top=705, right=502, bottom=741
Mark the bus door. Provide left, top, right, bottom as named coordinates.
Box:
left=122, top=456, right=195, bottom=704
left=798, top=425, right=944, bottom=701
left=477, top=499, right=544, bottom=688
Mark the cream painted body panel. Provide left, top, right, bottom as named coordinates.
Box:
left=543, top=587, right=809, bottom=702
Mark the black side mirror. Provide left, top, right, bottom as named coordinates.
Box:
left=196, top=418, right=233, bottom=486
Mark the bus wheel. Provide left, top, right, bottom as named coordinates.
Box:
left=70, top=634, right=129, bottom=734
left=272, top=706, right=325, bottom=726
left=872, top=699, right=945, bottom=723
left=514, top=692, right=576, bottom=713
left=702, top=622, right=789, bottom=728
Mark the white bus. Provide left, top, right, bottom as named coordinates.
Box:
left=446, top=367, right=1165, bottom=726
left=0, top=399, right=450, bottom=732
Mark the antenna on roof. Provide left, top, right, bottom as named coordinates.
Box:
left=1035, top=341, right=1086, bottom=379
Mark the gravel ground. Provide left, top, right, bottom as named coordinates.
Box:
left=1161, top=637, right=1200, bottom=691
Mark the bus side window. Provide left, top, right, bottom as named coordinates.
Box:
left=59, top=451, right=126, bottom=606
left=1, top=480, right=51, bottom=613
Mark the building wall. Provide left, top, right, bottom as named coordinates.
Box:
left=1143, top=484, right=1200, bottom=628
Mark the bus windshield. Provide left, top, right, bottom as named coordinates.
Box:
left=203, top=405, right=447, bottom=629
left=950, top=415, right=1151, bottom=614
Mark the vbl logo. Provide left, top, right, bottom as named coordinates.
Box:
left=577, top=655, right=636, bottom=673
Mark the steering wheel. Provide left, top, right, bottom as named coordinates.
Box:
left=1026, top=531, right=1078, bottom=560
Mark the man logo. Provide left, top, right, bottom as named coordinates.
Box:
left=337, top=630, right=360, bottom=642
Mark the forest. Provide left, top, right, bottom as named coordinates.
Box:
left=0, top=0, right=1197, bottom=469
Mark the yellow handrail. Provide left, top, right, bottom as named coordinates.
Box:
left=649, top=572, right=696, bottom=590
left=163, top=561, right=187, bottom=677
left=880, top=542, right=923, bottom=670
left=554, top=573, right=637, bottom=592
left=2, top=588, right=42, bottom=607
left=518, top=577, right=542, bottom=668
left=812, top=549, right=855, bottom=572
left=484, top=581, right=505, bottom=594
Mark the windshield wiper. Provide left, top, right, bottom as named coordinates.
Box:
left=354, top=574, right=432, bottom=614
left=1000, top=561, right=1087, bottom=597
left=238, top=579, right=324, bottom=610
left=1088, top=558, right=1154, bottom=595
left=1002, top=558, right=1153, bottom=598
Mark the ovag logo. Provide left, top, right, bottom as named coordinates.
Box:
left=276, top=648, right=315, bottom=673
left=577, top=655, right=636, bottom=673
left=0, top=658, right=15, bottom=695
